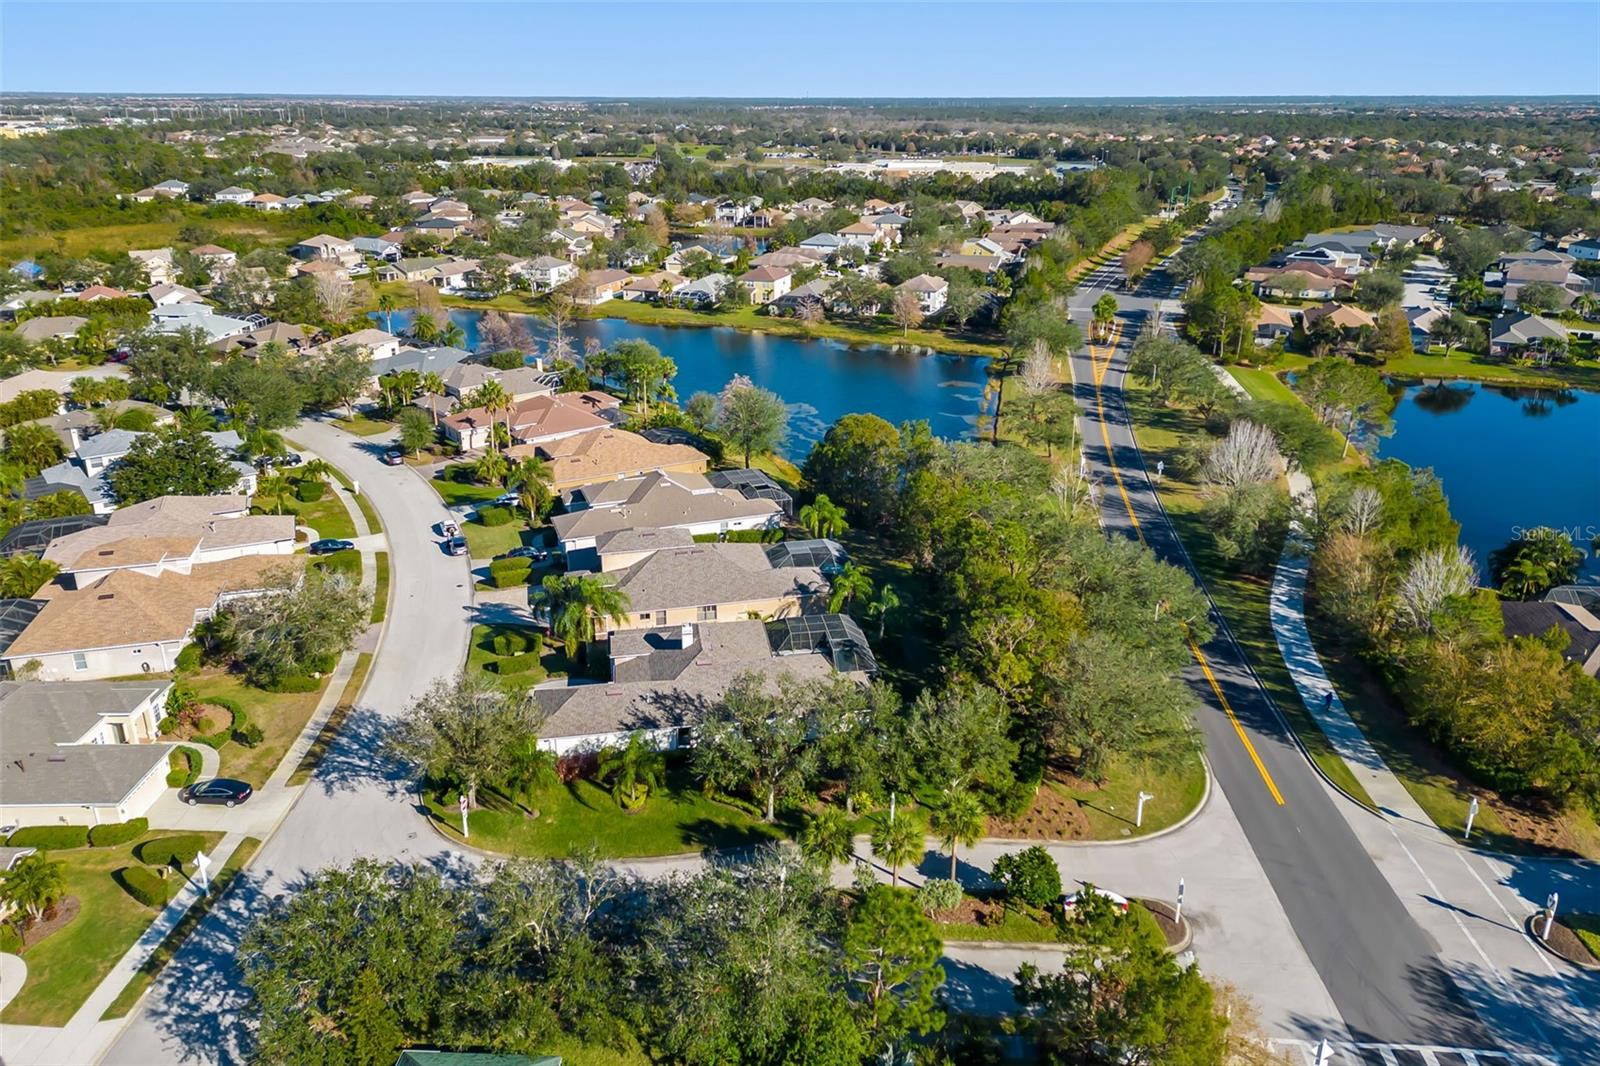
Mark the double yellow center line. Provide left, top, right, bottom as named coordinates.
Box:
left=1084, top=319, right=1287, bottom=807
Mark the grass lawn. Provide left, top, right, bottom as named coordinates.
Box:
left=324, top=463, right=383, bottom=532
left=288, top=652, right=373, bottom=787
left=101, top=837, right=261, bottom=1020
left=747, top=452, right=804, bottom=490
left=463, top=515, right=531, bottom=559
left=1055, top=752, right=1208, bottom=840
left=330, top=414, right=393, bottom=436
left=0, top=213, right=306, bottom=261
left=423, top=761, right=789, bottom=859
left=431, top=465, right=503, bottom=509
left=1565, top=913, right=1600, bottom=960
left=1263, top=347, right=1600, bottom=392
left=371, top=551, right=390, bottom=623
left=0, top=831, right=224, bottom=1026
left=188, top=670, right=327, bottom=788
left=311, top=547, right=361, bottom=581
left=935, top=905, right=1063, bottom=944
left=466, top=623, right=573, bottom=690
left=1123, top=383, right=1378, bottom=810
left=257, top=477, right=356, bottom=541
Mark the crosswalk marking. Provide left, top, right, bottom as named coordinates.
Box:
left=1269, top=1040, right=1559, bottom=1066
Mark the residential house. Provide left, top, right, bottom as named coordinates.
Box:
left=0, top=555, right=300, bottom=681
left=152, top=179, right=190, bottom=198
left=1284, top=245, right=1366, bottom=275
left=791, top=197, right=834, bottom=216
left=0, top=290, right=59, bottom=318
left=1569, top=238, right=1600, bottom=263
left=291, top=234, right=359, bottom=265
left=534, top=616, right=872, bottom=755
left=213, top=186, right=255, bottom=204
left=748, top=249, right=824, bottom=272
left=1496, top=255, right=1587, bottom=310
left=146, top=282, right=205, bottom=306
left=75, top=285, right=127, bottom=302
left=351, top=236, right=402, bottom=262
left=547, top=229, right=594, bottom=260
left=1406, top=306, right=1446, bottom=350
left=250, top=193, right=287, bottom=211
left=601, top=541, right=827, bottom=634
left=41, top=495, right=295, bottom=590
left=444, top=390, right=619, bottom=452
left=837, top=221, right=881, bottom=251
left=190, top=245, right=238, bottom=273
left=738, top=266, right=791, bottom=305
left=1299, top=302, right=1376, bottom=334
left=1244, top=263, right=1355, bottom=300
left=959, top=236, right=1007, bottom=259
left=797, top=232, right=845, bottom=258
left=15, top=316, right=87, bottom=344
left=525, top=255, right=578, bottom=291
left=621, top=271, right=685, bottom=302
left=668, top=273, right=731, bottom=308
left=1499, top=601, right=1600, bottom=676
left=572, top=269, right=632, bottom=306
left=1488, top=313, right=1568, bottom=358
left=896, top=273, right=949, bottom=315
left=934, top=253, right=1006, bottom=278
left=128, top=248, right=176, bottom=285
left=536, top=428, right=709, bottom=492
left=25, top=429, right=256, bottom=514
left=219, top=321, right=310, bottom=355
left=376, top=257, right=453, bottom=284
left=769, top=277, right=835, bottom=317
left=438, top=362, right=502, bottom=398
left=551, top=470, right=783, bottom=568
left=1252, top=303, right=1297, bottom=345
left=368, top=344, right=474, bottom=383
left=0, top=681, right=176, bottom=827
left=147, top=302, right=256, bottom=345
left=313, top=327, right=401, bottom=363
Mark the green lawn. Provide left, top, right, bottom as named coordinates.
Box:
left=1054, top=751, right=1208, bottom=840
left=288, top=652, right=373, bottom=787
left=371, top=551, right=390, bottom=623
left=1263, top=347, right=1600, bottom=392
left=188, top=670, right=327, bottom=788
left=330, top=414, right=393, bottom=437
left=466, top=623, right=570, bottom=690
left=0, top=213, right=308, bottom=260
left=1123, top=384, right=1378, bottom=810
left=324, top=464, right=382, bottom=532
left=101, top=837, right=261, bottom=1020
left=311, top=547, right=361, bottom=581
left=423, top=761, right=788, bottom=859
left=1566, top=913, right=1600, bottom=960
left=0, top=831, right=224, bottom=1026
left=256, top=477, right=357, bottom=541
left=464, top=516, right=531, bottom=560
left=935, top=904, right=1063, bottom=944
left=432, top=466, right=503, bottom=508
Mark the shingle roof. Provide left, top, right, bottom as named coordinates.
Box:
left=42, top=495, right=291, bottom=572
left=536, top=429, right=707, bottom=489
left=552, top=473, right=781, bottom=544
left=607, top=542, right=825, bottom=615
left=0, top=680, right=174, bottom=806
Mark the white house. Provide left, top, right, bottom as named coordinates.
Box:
left=213, top=186, right=255, bottom=204
left=896, top=274, right=949, bottom=315
left=526, top=255, right=579, bottom=291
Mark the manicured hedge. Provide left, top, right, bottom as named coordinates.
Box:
left=136, top=834, right=205, bottom=867
left=88, top=818, right=149, bottom=847
left=295, top=479, right=327, bottom=502
left=692, top=527, right=784, bottom=544
left=489, top=630, right=535, bottom=656
left=6, top=825, right=89, bottom=849
left=116, top=866, right=175, bottom=907
left=167, top=746, right=202, bottom=789
left=493, top=653, right=543, bottom=675
left=475, top=505, right=513, bottom=526
left=487, top=563, right=532, bottom=588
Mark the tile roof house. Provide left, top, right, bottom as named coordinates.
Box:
left=0, top=680, right=176, bottom=827
left=552, top=471, right=782, bottom=569
left=535, top=428, right=709, bottom=491
left=0, top=554, right=300, bottom=680
left=1300, top=302, right=1376, bottom=332
left=571, top=269, right=632, bottom=306
left=598, top=542, right=827, bottom=635
left=444, top=390, right=619, bottom=452
left=737, top=265, right=791, bottom=305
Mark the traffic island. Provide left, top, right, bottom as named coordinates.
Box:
left=1135, top=897, right=1193, bottom=953
left=1527, top=913, right=1600, bottom=971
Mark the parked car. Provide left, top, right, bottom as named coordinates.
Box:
left=497, top=545, right=549, bottom=562
left=309, top=538, right=355, bottom=555
left=492, top=492, right=521, bottom=507
left=1060, top=887, right=1130, bottom=914
left=445, top=535, right=468, bottom=556
left=438, top=521, right=460, bottom=538
left=383, top=449, right=406, bottom=466
left=180, top=778, right=253, bottom=808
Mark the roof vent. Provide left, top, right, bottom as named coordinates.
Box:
left=98, top=593, right=115, bottom=600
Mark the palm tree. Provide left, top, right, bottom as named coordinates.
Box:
left=174, top=406, right=218, bottom=433
left=872, top=812, right=922, bottom=888
left=1500, top=557, right=1552, bottom=601
left=411, top=312, right=440, bottom=343
left=256, top=473, right=291, bottom=515
left=827, top=562, right=873, bottom=614
left=508, top=455, right=553, bottom=522
left=800, top=805, right=855, bottom=867
left=473, top=450, right=509, bottom=487
left=1092, top=293, right=1118, bottom=343
left=865, top=583, right=901, bottom=639
left=1, top=851, right=66, bottom=922
left=929, top=790, right=987, bottom=881
left=595, top=733, right=666, bottom=810
left=798, top=493, right=848, bottom=539
left=420, top=371, right=447, bottom=426
left=438, top=321, right=467, bottom=349
left=298, top=458, right=335, bottom=488
left=377, top=292, right=396, bottom=333
left=533, top=573, right=631, bottom=661
left=468, top=380, right=512, bottom=454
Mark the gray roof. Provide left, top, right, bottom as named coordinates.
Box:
left=1500, top=602, right=1600, bottom=669
left=607, top=542, right=826, bottom=615
left=25, top=461, right=109, bottom=507
left=553, top=473, right=780, bottom=543
left=1490, top=313, right=1567, bottom=346
left=370, top=346, right=473, bottom=379
left=593, top=526, right=695, bottom=556
left=0, top=680, right=173, bottom=807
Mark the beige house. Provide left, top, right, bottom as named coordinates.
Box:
left=572, top=269, right=633, bottom=305
left=444, top=390, right=618, bottom=452
left=0, top=680, right=176, bottom=827
left=552, top=471, right=782, bottom=568
left=537, top=428, right=709, bottom=491
left=1, top=555, right=300, bottom=681
left=601, top=542, right=826, bottom=633
left=738, top=266, right=792, bottom=305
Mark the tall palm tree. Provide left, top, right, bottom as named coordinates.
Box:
left=872, top=812, right=921, bottom=889
left=595, top=733, right=666, bottom=810
left=800, top=805, right=855, bottom=868
left=1499, top=557, right=1552, bottom=601
left=468, top=380, right=512, bottom=454
left=420, top=371, right=447, bottom=426
left=929, top=790, right=987, bottom=880
left=411, top=312, right=440, bottom=343
left=798, top=493, right=848, bottom=539
left=299, top=458, right=335, bottom=487
left=257, top=473, right=292, bottom=516
left=828, top=562, right=874, bottom=614
left=533, top=573, right=631, bottom=661
left=1092, top=293, right=1118, bottom=343
left=174, top=406, right=218, bottom=433
left=473, top=450, right=509, bottom=487
left=866, top=583, right=901, bottom=639
left=377, top=292, right=396, bottom=333
left=508, top=455, right=553, bottom=521
left=1, top=851, right=66, bottom=922
left=438, top=321, right=467, bottom=349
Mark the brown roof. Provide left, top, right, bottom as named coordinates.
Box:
left=43, top=495, right=293, bottom=572
left=450, top=391, right=618, bottom=443
left=1254, top=303, right=1297, bottom=329
left=76, top=285, right=128, bottom=301
left=1301, top=302, right=1375, bottom=331
left=7, top=555, right=300, bottom=657
left=576, top=269, right=631, bottom=290
left=739, top=266, right=790, bottom=283
left=536, top=429, right=708, bottom=490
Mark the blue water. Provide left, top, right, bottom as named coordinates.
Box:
left=375, top=307, right=991, bottom=458
left=1377, top=382, right=1600, bottom=582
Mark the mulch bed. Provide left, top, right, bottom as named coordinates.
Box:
left=1530, top=915, right=1600, bottom=970
left=985, top=774, right=1094, bottom=840
left=176, top=703, right=230, bottom=739
left=10, top=895, right=81, bottom=952
left=1134, top=897, right=1189, bottom=950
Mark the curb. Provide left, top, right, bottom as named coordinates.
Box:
left=1135, top=897, right=1194, bottom=953
left=980, top=753, right=1214, bottom=848
left=940, top=939, right=1070, bottom=952
left=1524, top=913, right=1600, bottom=972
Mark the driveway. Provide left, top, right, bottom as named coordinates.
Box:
left=100, top=418, right=480, bottom=1066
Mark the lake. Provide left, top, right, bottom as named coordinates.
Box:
left=1377, top=382, right=1600, bottom=582
left=376, top=307, right=992, bottom=458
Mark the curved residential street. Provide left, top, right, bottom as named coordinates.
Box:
left=1064, top=257, right=1599, bottom=1066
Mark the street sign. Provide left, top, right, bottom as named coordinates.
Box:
left=458, top=793, right=470, bottom=839
left=1175, top=877, right=1186, bottom=922
left=1464, top=796, right=1479, bottom=841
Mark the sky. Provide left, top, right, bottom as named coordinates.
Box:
left=3, top=1, right=1598, bottom=99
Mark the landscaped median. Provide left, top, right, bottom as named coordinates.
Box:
left=0, top=829, right=224, bottom=1026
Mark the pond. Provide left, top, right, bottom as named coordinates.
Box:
left=1377, top=381, right=1600, bottom=582
left=375, top=307, right=992, bottom=459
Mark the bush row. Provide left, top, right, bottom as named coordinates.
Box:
left=166, top=746, right=202, bottom=789
left=475, top=505, right=514, bottom=527
left=486, top=562, right=532, bottom=588
left=489, top=629, right=538, bottom=656
left=116, top=866, right=176, bottom=907
left=137, top=834, right=205, bottom=867
left=4, top=817, right=150, bottom=849
left=692, top=527, right=785, bottom=544
left=492, top=653, right=543, bottom=676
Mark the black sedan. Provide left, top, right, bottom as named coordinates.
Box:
left=497, top=545, right=550, bottom=562
left=180, top=778, right=253, bottom=807
left=309, top=538, right=355, bottom=555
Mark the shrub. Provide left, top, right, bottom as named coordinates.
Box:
left=263, top=673, right=319, bottom=693
left=174, top=644, right=202, bottom=672
left=295, top=479, right=327, bottom=502
left=6, top=825, right=89, bottom=849
left=167, top=746, right=202, bottom=789
left=693, top=527, right=784, bottom=544
left=915, top=878, right=964, bottom=917
left=493, top=653, right=543, bottom=675
left=157, top=715, right=179, bottom=736
left=487, top=556, right=530, bottom=578
left=0, top=926, right=21, bottom=954
left=488, top=563, right=532, bottom=588
left=88, top=818, right=149, bottom=847
left=116, top=866, right=174, bottom=907
left=233, top=723, right=265, bottom=747
left=489, top=630, right=534, bottom=656
left=136, top=834, right=205, bottom=867
left=304, top=652, right=339, bottom=674
left=991, top=846, right=1062, bottom=909
left=475, top=505, right=513, bottom=527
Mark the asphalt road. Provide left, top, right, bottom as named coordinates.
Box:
left=1063, top=284, right=1495, bottom=1049
left=100, top=419, right=478, bottom=1066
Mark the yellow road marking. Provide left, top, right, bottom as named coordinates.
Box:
left=1085, top=316, right=1286, bottom=807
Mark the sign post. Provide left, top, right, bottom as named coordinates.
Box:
left=1136, top=791, right=1154, bottom=829
left=1464, top=796, right=1479, bottom=841
left=1312, top=1038, right=1334, bottom=1066
left=1174, top=877, right=1186, bottom=923
left=193, top=849, right=212, bottom=893
left=458, top=794, right=470, bottom=840
left=1542, top=892, right=1558, bottom=940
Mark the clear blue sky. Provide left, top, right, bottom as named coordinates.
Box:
left=3, top=2, right=1597, bottom=98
